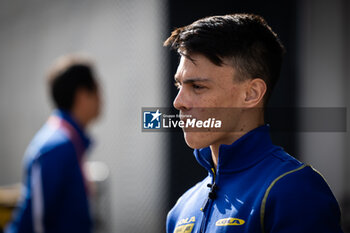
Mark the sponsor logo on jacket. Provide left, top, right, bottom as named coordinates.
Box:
left=216, top=217, right=245, bottom=226
left=174, top=216, right=195, bottom=233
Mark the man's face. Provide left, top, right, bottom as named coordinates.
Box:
left=173, top=53, right=249, bottom=149
left=86, top=86, right=101, bottom=121
left=76, top=85, right=101, bottom=126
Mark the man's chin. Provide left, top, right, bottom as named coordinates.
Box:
left=183, top=132, right=210, bottom=149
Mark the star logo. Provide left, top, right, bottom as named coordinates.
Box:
left=151, top=109, right=162, bottom=122
left=143, top=109, right=162, bottom=129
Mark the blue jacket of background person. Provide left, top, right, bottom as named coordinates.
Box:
left=6, top=109, right=92, bottom=233
left=166, top=125, right=343, bottom=233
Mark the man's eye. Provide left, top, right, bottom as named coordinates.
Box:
left=193, top=84, right=203, bottom=90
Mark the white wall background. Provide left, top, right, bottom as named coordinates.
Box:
left=297, top=0, right=347, bottom=201
left=0, top=0, right=168, bottom=232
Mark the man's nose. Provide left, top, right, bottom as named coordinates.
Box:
left=173, top=88, right=190, bottom=111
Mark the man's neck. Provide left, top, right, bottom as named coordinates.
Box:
left=210, top=120, right=264, bottom=170
left=210, top=132, right=244, bottom=170
left=71, top=109, right=88, bottom=130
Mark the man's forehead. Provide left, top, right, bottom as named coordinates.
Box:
left=175, top=56, right=203, bottom=80
left=174, top=55, right=234, bottom=82
left=174, top=61, right=211, bottom=82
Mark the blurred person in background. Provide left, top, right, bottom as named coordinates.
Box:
left=5, top=55, right=101, bottom=233
left=164, top=14, right=343, bottom=232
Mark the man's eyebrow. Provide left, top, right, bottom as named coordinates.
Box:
left=174, top=77, right=211, bottom=83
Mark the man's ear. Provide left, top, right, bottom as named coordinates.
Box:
left=73, top=88, right=84, bottom=105
left=73, top=88, right=88, bottom=111
left=244, top=78, right=267, bottom=107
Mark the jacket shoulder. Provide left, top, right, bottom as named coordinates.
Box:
left=261, top=165, right=343, bottom=232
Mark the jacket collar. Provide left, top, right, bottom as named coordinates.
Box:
left=52, top=109, right=92, bottom=150
left=194, top=125, right=277, bottom=174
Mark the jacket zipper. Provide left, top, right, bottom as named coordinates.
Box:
left=200, top=168, right=218, bottom=233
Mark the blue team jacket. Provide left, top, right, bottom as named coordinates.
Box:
left=6, top=110, right=92, bottom=233
left=167, top=125, right=343, bottom=233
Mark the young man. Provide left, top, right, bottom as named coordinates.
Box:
left=164, top=14, right=343, bottom=233
left=6, top=55, right=101, bottom=233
